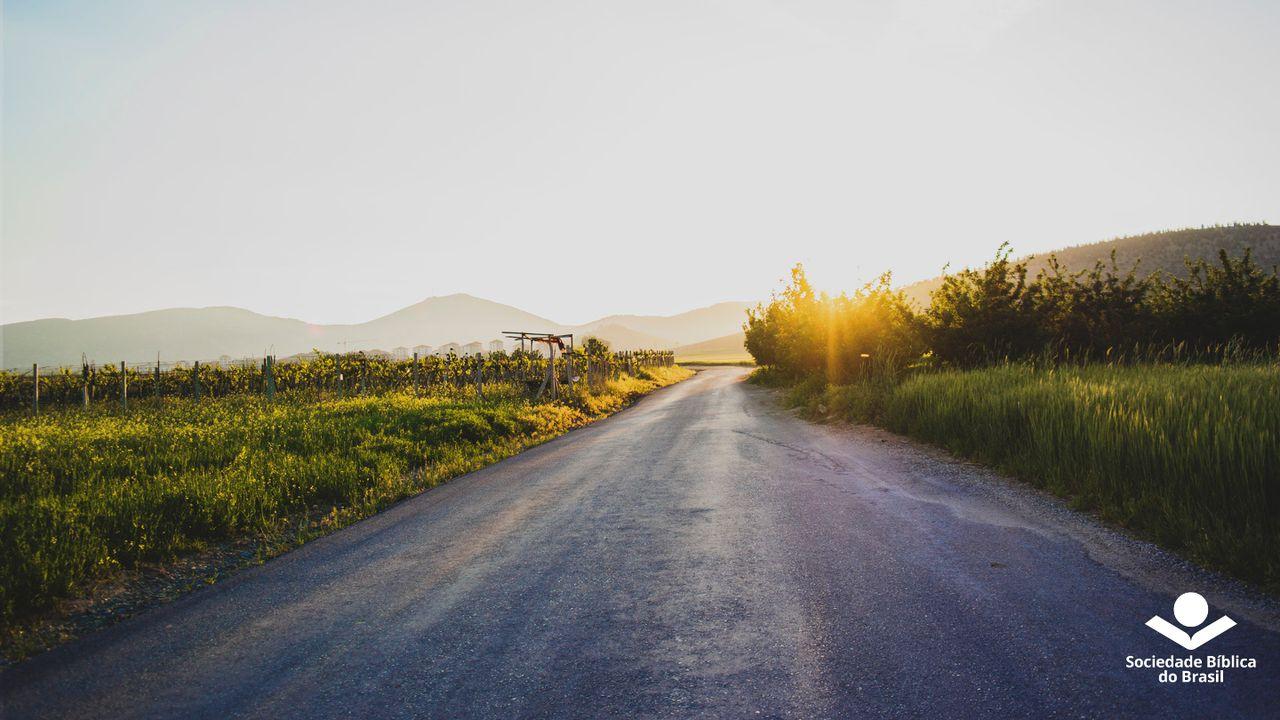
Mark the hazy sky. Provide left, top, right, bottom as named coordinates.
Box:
left=4, top=0, right=1278, bottom=325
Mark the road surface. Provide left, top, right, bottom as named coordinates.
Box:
left=4, top=367, right=1278, bottom=718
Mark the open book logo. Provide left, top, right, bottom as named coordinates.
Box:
left=1146, top=592, right=1236, bottom=650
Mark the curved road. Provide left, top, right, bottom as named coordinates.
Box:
left=4, top=367, right=1278, bottom=718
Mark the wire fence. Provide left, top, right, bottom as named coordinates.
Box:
left=1, top=349, right=676, bottom=414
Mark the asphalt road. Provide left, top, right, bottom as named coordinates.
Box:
left=4, top=367, right=1278, bottom=719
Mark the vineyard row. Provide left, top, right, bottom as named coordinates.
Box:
left=2, top=349, right=677, bottom=413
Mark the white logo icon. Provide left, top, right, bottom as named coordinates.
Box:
left=1146, top=592, right=1236, bottom=650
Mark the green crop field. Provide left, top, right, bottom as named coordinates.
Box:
left=0, top=365, right=691, bottom=639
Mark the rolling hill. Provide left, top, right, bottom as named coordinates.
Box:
left=575, top=302, right=752, bottom=347
left=0, top=308, right=326, bottom=370
left=358, top=294, right=559, bottom=350
left=674, top=332, right=752, bottom=364
left=899, top=224, right=1280, bottom=307
left=575, top=323, right=680, bottom=352
left=1, top=295, right=753, bottom=369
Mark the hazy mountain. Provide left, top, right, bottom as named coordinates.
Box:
left=899, top=224, right=1280, bottom=307
left=0, top=307, right=326, bottom=369
left=358, top=294, right=559, bottom=350
left=674, top=332, right=750, bottom=363
left=1, top=294, right=752, bottom=368
left=573, top=302, right=752, bottom=347
left=572, top=323, right=678, bottom=351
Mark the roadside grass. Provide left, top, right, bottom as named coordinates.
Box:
left=0, top=366, right=692, bottom=650
left=764, top=363, right=1280, bottom=591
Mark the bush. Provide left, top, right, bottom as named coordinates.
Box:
left=1153, top=249, right=1280, bottom=349
left=746, top=244, right=1280, bottom=374
left=745, top=266, right=922, bottom=382
left=926, top=244, right=1043, bottom=364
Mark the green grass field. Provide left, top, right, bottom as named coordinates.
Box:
left=0, top=366, right=691, bottom=632
left=781, top=363, right=1280, bottom=590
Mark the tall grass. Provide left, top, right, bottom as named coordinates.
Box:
left=746, top=245, right=1280, bottom=590
left=0, top=366, right=691, bottom=627
left=788, top=363, right=1280, bottom=589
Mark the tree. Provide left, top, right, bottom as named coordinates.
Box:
left=1031, top=251, right=1157, bottom=358
left=925, top=244, right=1042, bottom=365
left=1153, top=249, right=1280, bottom=350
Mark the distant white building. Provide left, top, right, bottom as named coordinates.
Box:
left=461, top=341, right=484, bottom=355
left=413, top=344, right=432, bottom=357
left=437, top=342, right=461, bottom=356
left=392, top=346, right=409, bottom=360
left=488, top=339, right=504, bottom=353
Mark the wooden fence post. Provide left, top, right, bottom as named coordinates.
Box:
left=412, top=352, right=419, bottom=395
left=550, top=343, right=558, bottom=400
left=265, top=355, right=276, bottom=399
left=193, top=361, right=202, bottom=399
left=155, top=359, right=161, bottom=398
left=120, top=361, right=128, bottom=410
left=83, top=363, right=90, bottom=408
left=32, top=364, right=39, bottom=415
left=535, top=347, right=553, bottom=401
left=475, top=353, right=483, bottom=399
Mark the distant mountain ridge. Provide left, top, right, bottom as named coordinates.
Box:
left=10, top=225, right=1274, bottom=368
left=899, top=224, right=1280, bottom=307
left=1, top=295, right=753, bottom=368
left=576, top=302, right=752, bottom=347
left=674, top=332, right=751, bottom=363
